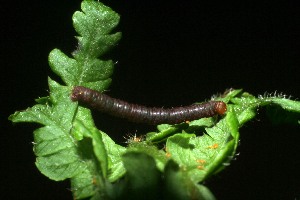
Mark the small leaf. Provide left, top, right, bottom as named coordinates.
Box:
left=35, top=147, right=86, bottom=181
left=146, top=123, right=189, bottom=143
left=101, top=131, right=126, bottom=182
left=71, top=118, right=109, bottom=178
left=9, top=79, right=87, bottom=181
left=72, top=1, right=121, bottom=59
left=121, top=152, right=161, bottom=200
left=266, top=97, right=300, bottom=112
left=164, top=160, right=216, bottom=200
left=33, top=126, right=74, bottom=156
left=265, top=104, right=300, bottom=125
left=73, top=1, right=119, bottom=36
left=91, top=129, right=108, bottom=178
left=71, top=166, right=95, bottom=199
left=127, top=141, right=168, bottom=172
left=166, top=106, right=240, bottom=183
left=49, top=49, right=80, bottom=86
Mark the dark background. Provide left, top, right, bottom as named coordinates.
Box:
left=2, top=0, right=299, bottom=199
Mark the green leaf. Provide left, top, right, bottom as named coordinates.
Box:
left=166, top=105, right=240, bottom=183
left=91, top=129, right=108, bottom=178
left=71, top=164, right=95, bottom=199
left=126, top=141, right=168, bottom=172
left=262, top=97, right=300, bottom=125
left=69, top=117, right=108, bottom=178
left=9, top=1, right=123, bottom=197
left=71, top=108, right=126, bottom=182
left=72, top=1, right=121, bottom=61
left=71, top=137, right=106, bottom=200
left=49, top=51, right=115, bottom=87
left=48, top=1, right=121, bottom=90
left=264, top=97, right=300, bottom=112
left=146, top=123, right=188, bottom=143
left=121, top=152, right=161, bottom=200
left=216, top=88, right=243, bottom=103
left=35, top=147, right=86, bottom=181
left=164, top=160, right=216, bottom=200
left=188, top=117, right=215, bottom=127
left=33, top=126, right=74, bottom=157
left=49, top=49, right=80, bottom=86
left=101, top=131, right=126, bottom=182
left=10, top=79, right=86, bottom=181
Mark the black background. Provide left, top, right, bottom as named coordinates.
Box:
left=2, top=0, right=299, bottom=199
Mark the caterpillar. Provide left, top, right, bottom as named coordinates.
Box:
left=71, top=86, right=227, bottom=125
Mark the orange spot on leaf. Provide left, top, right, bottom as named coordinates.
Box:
left=197, top=165, right=205, bottom=170
left=196, top=159, right=206, bottom=164
left=166, top=152, right=171, bottom=158
left=207, top=143, right=219, bottom=149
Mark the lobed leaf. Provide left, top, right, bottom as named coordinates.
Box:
left=9, top=1, right=123, bottom=198
left=72, top=1, right=121, bottom=64
left=10, top=79, right=86, bottom=181
left=165, top=94, right=241, bottom=183
left=48, top=1, right=121, bottom=91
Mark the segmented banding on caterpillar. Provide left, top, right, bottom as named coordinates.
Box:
left=71, top=86, right=227, bottom=125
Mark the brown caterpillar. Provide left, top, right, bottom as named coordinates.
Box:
left=71, top=86, right=227, bottom=125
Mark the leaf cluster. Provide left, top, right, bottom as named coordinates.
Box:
left=9, top=1, right=300, bottom=199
